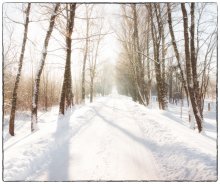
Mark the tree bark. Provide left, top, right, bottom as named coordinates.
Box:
left=181, top=3, right=203, bottom=132
left=31, top=3, right=60, bottom=132
left=59, top=3, right=76, bottom=115
left=160, top=5, right=168, bottom=109
left=190, top=3, right=202, bottom=118
left=167, top=3, right=189, bottom=106
left=149, top=3, right=167, bottom=110
left=132, top=4, right=145, bottom=105
left=9, top=3, right=31, bottom=136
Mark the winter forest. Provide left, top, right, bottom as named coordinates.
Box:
left=2, top=2, right=217, bottom=181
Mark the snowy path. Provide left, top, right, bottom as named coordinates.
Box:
left=3, top=94, right=217, bottom=181
left=29, top=95, right=161, bottom=181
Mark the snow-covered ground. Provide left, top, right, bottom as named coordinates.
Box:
left=3, top=94, right=217, bottom=181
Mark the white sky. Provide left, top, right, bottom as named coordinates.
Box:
left=2, top=3, right=217, bottom=84
left=3, top=3, right=121, bottom=85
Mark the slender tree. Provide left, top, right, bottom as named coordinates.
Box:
left=81, top=5, right=92, bottom=103
left=31, top=3, right=60, bottom=132
left=200, top=32, right=216, bottom=113
left=8, top=3, right=31, bottom=136
left=167, top=3, right=189, bottom=105
left=132, top=4, right=145, bottom=105
left=190, top=3, right=201, bottom=116
left=89, top=21, right=103, bottom=102
left=145, top=9, right=151, bottom=105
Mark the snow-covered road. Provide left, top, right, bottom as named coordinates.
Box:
left=30, top=95, right=161, bottom=181
left=3, top=94, right=217, bottom=181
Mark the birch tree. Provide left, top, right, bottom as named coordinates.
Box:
left=8, top=3, right=31, bottom=136
left=31, top=3, right=60, bottom=132
left=167, top=3, right=189, bottom=105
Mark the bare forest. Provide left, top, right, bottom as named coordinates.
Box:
left=2, top=2, right=217, bottom=181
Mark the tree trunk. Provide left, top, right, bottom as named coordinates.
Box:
left=81, top=7, right=90, bottom=103
left=169, top=70, right=173, bottom=103
left=45, top=74, right=48, bottom=111
left=31, top=3, right=60, bottom=132
left=167, top=3, right=189, bottom=106
left=42, top=71, right=48, bottom=111
left=149, top=3, right=167, bottom=110
left=146, top=11, right=151, bottom=106
left=181, top=3, right=203, bottom=132
left=132, top=4, right=145, bottom=105
left=160, top=6, right=168, bottom=109
left=89, top=20, right=103, bottom=104
left=59, top=4, right=76, bottom=115
left=9, top=3, right=31, bottom=136
left=90, top=76, right=94, bottom=103
left=190, top=3, right=202, bottom=118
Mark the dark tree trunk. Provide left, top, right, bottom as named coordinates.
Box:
left=31, top=3, right=60, bottom=131
left=167, top=3, right=189, bottom=106
left=9, top=3, right=31, bottom=136
left=59, top=3, right=76, bottom=115
left=181, top=3, right=203, bottom=132
left=190, top=3, right=202, bottom=117
left=149, top=3, right=167, bottom=110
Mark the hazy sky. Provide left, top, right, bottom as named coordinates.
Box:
left=3, top=3, right=121, bottom=85
left=3, top=3, right=217, bottom=85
